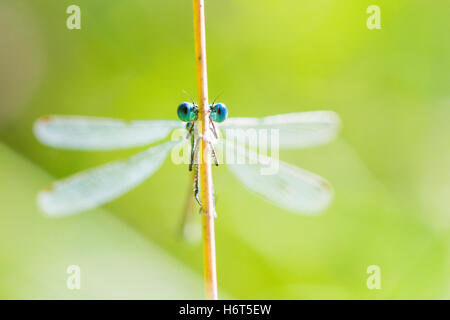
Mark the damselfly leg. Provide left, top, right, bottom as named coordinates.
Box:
left=193, top=163, right=201, bottom=206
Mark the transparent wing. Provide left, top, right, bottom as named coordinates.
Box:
left=222, top=141, right=333, bottom=214
left=34, top=116, right=183, bottom=150
left=219, top=111, right=340, bottom=149
left=38, top=140, right=178, bottom=217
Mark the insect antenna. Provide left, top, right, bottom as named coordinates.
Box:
left=210, top=92, right=225, bottom=114
left=182, top=90, right=196, bottom=106
left=211, top=91, right=224, bottom=106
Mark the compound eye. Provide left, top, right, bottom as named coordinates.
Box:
left=177, top=102, right=196, bottom=121
left=210, top=103, right=228, bottom=123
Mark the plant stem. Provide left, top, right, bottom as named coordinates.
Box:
left=192, top=0, right=218, bottom=300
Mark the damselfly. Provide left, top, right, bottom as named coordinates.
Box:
left=34, top=103, right=340, bottom=217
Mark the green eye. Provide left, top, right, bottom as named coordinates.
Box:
left=177, top=102, right=197, bottom=122
left=210, top=103, right=228, bottom=123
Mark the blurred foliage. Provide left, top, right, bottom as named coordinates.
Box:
left=0, top=0, right=449, bottom=299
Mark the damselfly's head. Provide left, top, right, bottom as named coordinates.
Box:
left=209, top=103, right=228, bottom=123
left=178, top=101, right=228, bottom=123
left=177, top=102, right=198, bottom=122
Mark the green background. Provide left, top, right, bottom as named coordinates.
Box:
left=0, top=0, right=449, bottom=299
